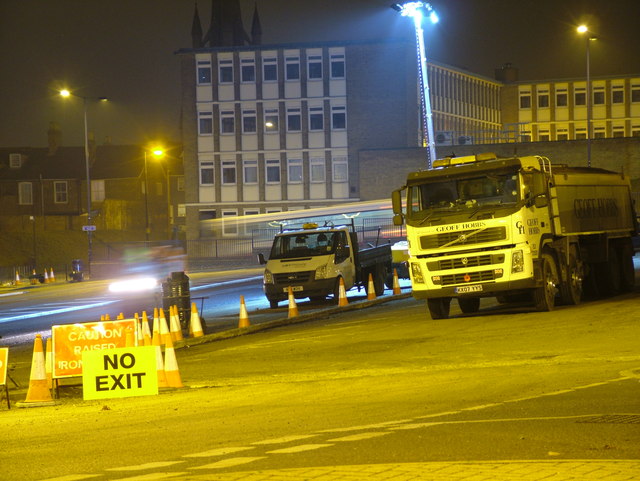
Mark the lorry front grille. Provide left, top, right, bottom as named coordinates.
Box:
left=441, top=270, right=497, bottom=286
left=273, top=271, right=314, bottom=284
left=428, top=254, right=504, bottom=271
left=420, top=226, right=506, bottom=250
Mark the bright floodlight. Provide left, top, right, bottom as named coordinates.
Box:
left=577, top=24, right=588, bottom=34
left=152, top=148, right=164, bottom=157
left=59, top=89, right=71, bottom=97
left=392, top=2, right=438, bottom=24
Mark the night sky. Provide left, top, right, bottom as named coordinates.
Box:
left=1, top=0, right=638, bottom=148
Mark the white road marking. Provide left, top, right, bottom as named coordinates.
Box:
left=110, top=473, right=188, bottom=480
left=327, top=431, right=391, bottom=442
left=38, top=475, right=101, bottom=481
left=107, top=461, right=185, bottom=471
left=182, top=446, right=254, bottom=458
left=266, top=443, right=333, bottom=454
left=318, top=419, right=412, bottom=433
left=252, top=434, right=319, bottom=445
left=189, top=457, right=266, bottom=469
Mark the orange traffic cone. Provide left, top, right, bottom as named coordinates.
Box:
left=287, top=286, right=299, bottom=318
left=367, top=273, right=376, bottom=301
left=15, top=271, right=21, bottom=286
left=392, top=268, right=402, bottom=295
left=17, top=335, right=55, bottom=407
left=125, top=325, right=135, bottom=347
left=31, top=269, right=38, bottom=285
left=45, top=337, right=53, bottom=389
left=338, top=277, right=349, bottom=306
left=189, top=302, right=204, bottom=338
left=238, top=295, right=250, bottom=328
left=49, top=267, right=56, bottom=283
left=152, top=308, right=160, bottom=346
left=163, top=334, right=183, bottom=388
left=169, top=305, right=183, bottom=342
left=141, top=311, right=152, bottom=346
left=104, top=314, right=111, bottom=321
left=159, top=308, right=171, bottom=346
left=155, top=345, right=168, bottom=388
left=43, top=269, right=50, bottom=283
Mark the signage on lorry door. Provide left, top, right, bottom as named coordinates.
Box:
left=52, top=319, right=137, bottom=378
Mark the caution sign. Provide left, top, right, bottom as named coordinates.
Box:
left=0, top=347, right=8, bottom=385
left=52, top=319, right=137, bottom=378
left=82, top=347, right=158, bottom=400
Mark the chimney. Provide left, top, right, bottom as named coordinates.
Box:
left=495, top=62, right=519, bottom=83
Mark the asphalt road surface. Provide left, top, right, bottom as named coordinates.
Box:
left=1, top=266, right=638, bottom=481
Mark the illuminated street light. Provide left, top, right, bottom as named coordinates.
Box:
left=577, top=25, right=596, bottom=167
left=59, top=89, right=108, bottom=278
left=392, top=1, right=438, bottom=168
left=144, top=147, right=165, bottom=242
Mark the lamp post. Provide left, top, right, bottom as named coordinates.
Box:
left=144, top=148, right=165, bottom=242
left=392, top=1, right=439, bottom=169
left=60, top=89, right=107, bottom=278
left=577, top=25, right=596, bottom=167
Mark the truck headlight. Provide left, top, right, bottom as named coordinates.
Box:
left=315, top=265, right=327, bottom=280
left=410, top=262, right=424, bottom=284
left=511, top=250, right=524, bottom=273
left=264, top=269, right=273, bottom=284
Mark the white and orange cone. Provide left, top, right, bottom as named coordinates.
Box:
left=43, top=269, right=49, bottom=283
left=238, top=295, right=250, bottom=328
left=141, top=311, right=153, bottom=346
left=169, top=305, right=183, bottom=342
left=367, top=273, right=376, bottom=301
left=189, top=302, right=204, bottom=338
left=125, top=325, right=136, bottom=347
left=31, top=269, right=38, bottom=285
left=159, top=308, right=171, bottom=346
left=45, top=337, right=53, bottom=389
left=49, top=267, right=56, bottom=283
left=338, top=277, right=349, bottom=307
left=152, top=307, right=160, bottom=346
left=287, top=286, right=299, bottom=318
left=15, top=271, right=21, bottom=286
left=392, top=268, right=401, bottom=295
left=155, top=345, right=168, bottom=388
left=163, top=334, right=183, bottom=388
left=17, top=334, right=55, bottom=406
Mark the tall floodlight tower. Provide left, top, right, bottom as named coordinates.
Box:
left=392, top=2, right=439, bottom=168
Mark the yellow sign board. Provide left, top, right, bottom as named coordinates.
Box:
left=0, top=348, right=8, bottom=385
left=82, top=347, right=158, bottom=400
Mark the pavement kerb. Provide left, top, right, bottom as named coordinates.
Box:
left=175, top=292, right=413, bottom=349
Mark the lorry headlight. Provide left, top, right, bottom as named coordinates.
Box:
left=410, top=262, right=424, bottom=284
left=264, top=269, right=274, bottom=284
left=315, top=265, right=327, bottom=280
left=511, top=250, right=524, bottom=273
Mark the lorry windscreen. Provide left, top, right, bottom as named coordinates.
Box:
left=407, top=172, right=520, bottom=220
left=270, top=231, right=336, bottom=259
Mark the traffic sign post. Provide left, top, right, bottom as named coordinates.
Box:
left=82, top=225, right=96, bottom=232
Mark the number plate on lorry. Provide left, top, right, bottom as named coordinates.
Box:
left=455, top=285, right=483, bottom=293
left=283, top=286, right=303, bottom=292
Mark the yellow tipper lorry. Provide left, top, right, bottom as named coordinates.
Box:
left=392, top=153, right=638, bottom=319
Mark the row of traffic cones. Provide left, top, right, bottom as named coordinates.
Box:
left=15, top=268, right=56, bottom=286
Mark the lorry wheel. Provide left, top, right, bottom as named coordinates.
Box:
left=619, top=241, right=635, bottom=292
left=373, top=268, right=386, bottom=296
left=427, top=298, right=451, bottom=319
left=458, top=297, right=480, bottom=314
left=597, top=246, right=622, bottom=296
left=269, top=300, right=279, bottom=309
left=533, top=253, right=558, bottom=312
left=559, top=251, right=582, bottom=305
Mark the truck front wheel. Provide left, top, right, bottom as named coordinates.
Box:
left=458, top=297, right=480, bottom=314
left=427, top=298, right=451, bottom=319
left=533, top=253, right=558, bottom=311
left=559, top=249, right=583, bottom=305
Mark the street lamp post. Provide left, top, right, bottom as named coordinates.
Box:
left=144, top=148, right=165, bottom=242
left=577, top=25, right=595, bottom=167
left=392, top=1, right=439, bottom=169
left=60, top=90, right=107, bottom=278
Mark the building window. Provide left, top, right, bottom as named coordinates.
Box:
left=54, top=181, right=68, bottom=203
left=612, top=88, right=624, bottom=104
left=264, top=108, right=279, bottom=132
left=285, top=56, right=300, bottom=81
left=266, top=159, right=281, bottom=183
left=556, top=129, right=568, bottom=141
left=18, top=182, right=33, bottom=205
left=220, top=110, right=235, bottom=134
left=241, top=58, right=255, bottom=82
left=200, top=161, right=214, bottom=185
left=177, top=177, right=185, bottom=192
left=222, top=161, right=237, bottom=184
left=331, top=106, right=346, bottom=130
left=198, top=112, right=213, bottom=135
left=221, top=210, right=238, bottom=236
left=594, top=127, right=606, bottom=139
left=575, top=128, right=587, bottom=140
left=575, top=89, right=586, bottom=106
left=632, top=85, right=640, bottom=103
left=332, top=156, right=348, bottom=182
left=287, top=158, right=303, bottom=183
left=556, top=91, right=568, bottom=107
left=310, top=157, right=325, bottom=183
left=262, top=57, right=277, bottom=82
left=538, top=91, right=549, bottom=108
left=330, top=54, right=345, bottom=79
left=612, top=126, right=625, bottom=137
left=519, top=93, right=531, bottom=109
left=593, top=87, right=605, bottom=105
left=242, top=109, right=257, bottom=133
left=218, top=59, right=233, bottom=83
left=539, top=131, right=550, bottom=141
left=632, top=125, right=640, bottom=136
left=309, top=106, right=324, bottom=131
left=287, top=107, right=301, bottom=132
left=308, top=55, right=322, bottom=79
left=197, top=61, right=212, bottom=84
left=92, top=180, right=105, bottom=202
left=243, top=159, right=258, bottom=184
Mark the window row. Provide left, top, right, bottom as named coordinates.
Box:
left=199, top=157, right=348, bottom=186
left=197, top=52, right=346, bottom=85
left=18, top=181, right=68, bottom=205
left=198, top=105, right=347, bottom=135
left=519, top=84, right=640, bottom=109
